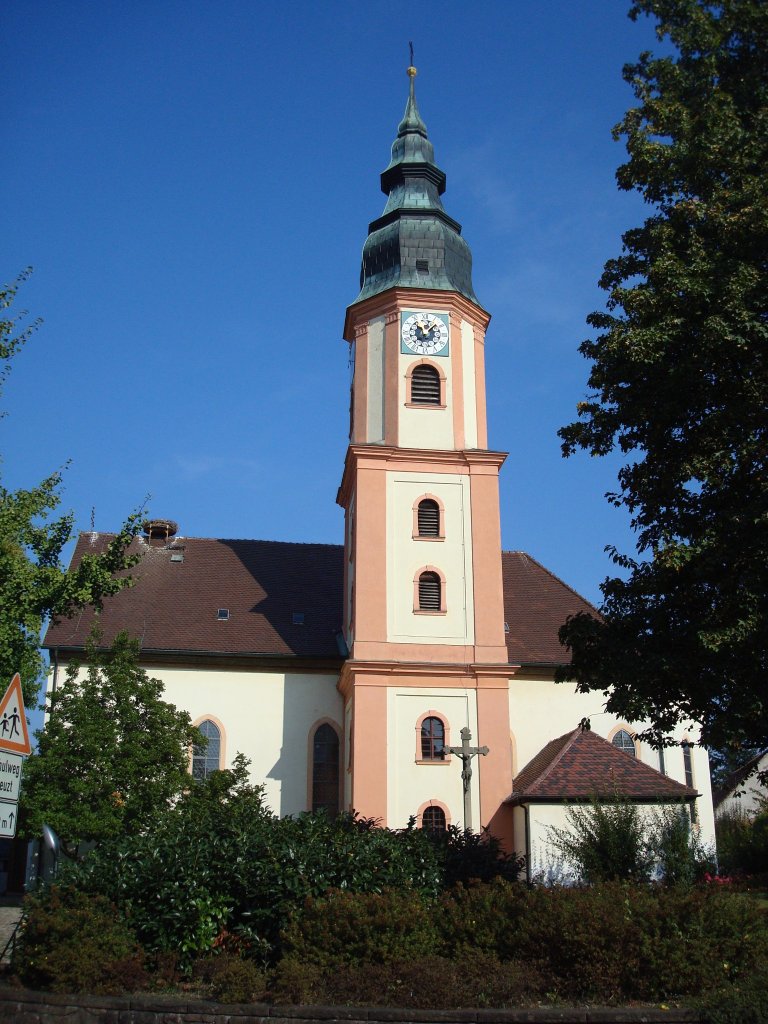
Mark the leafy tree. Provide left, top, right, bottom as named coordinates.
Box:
left=20, top=632, right=201, bottom=859
left=557, top=1, right=768, bottom=757
left=0, top=271, right=142, bottom=705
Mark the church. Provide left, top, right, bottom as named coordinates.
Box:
left=44, top=65, right=716, bottom=875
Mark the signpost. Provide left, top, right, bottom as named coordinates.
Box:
left=0, top=674, right=31, bottom=839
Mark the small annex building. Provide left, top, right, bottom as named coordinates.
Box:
left=713, top=750, right=768, bottom=820
left=44, top=65, right=716, bottom=871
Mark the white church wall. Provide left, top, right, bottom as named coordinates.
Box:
left=55, top=664, right=342, bottom=819
left=387, top=472, right=475, bottom=644
left=526, top=801, right=693, bottom=883
left=386, top=687, right=478, bottom=829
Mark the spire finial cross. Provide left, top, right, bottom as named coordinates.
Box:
left=407, top=41, right=417, bottom=79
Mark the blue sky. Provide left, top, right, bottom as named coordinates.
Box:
left=3, top=1, right=664, bottom=610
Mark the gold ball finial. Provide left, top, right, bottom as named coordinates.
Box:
left=407, top=65, right=417, bottom=78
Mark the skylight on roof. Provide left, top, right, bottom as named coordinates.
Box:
left=292, top=612, right=305, bottom=625
left=217, top=608, right=230, bottom=621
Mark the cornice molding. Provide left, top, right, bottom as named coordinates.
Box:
left=339, top=658, right=516, bottom=695
left=343, top=287, right=491, bottom=342
left=337, top=445, right=508, bottom=507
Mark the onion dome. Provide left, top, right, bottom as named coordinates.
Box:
left=354, top=65, right=479, bottom=306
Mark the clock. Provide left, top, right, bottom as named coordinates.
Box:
left=400, top=311, right=449, bottom=356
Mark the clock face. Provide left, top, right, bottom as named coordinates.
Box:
left=401, top=312, right=449, bottom=356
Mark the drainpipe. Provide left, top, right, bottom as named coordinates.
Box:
left=51, top=648, right=59, bottom=694
left=524, top=804, right=532, bottom=885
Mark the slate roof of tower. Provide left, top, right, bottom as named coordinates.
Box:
left=44, top=536, right=598, bottom=667
left=507, top=727, right=699, bottom=804
left=354, top=68, right=479, bottom=306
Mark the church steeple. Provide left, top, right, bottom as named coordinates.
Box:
left=339, top=62, right=511, bottom=841
left=355, top=65, right=479, bottom=306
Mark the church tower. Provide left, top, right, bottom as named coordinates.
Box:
left=337, top=65, right=514, bottom=841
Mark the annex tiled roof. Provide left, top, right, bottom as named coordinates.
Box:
left=507, top=727, right=698, bottom=804
left=502, top=551, right=598, bottom=665
left=44, top=533, right=345, bottom=661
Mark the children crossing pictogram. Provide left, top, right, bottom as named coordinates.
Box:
left=0, top=674, right=31, bottom=756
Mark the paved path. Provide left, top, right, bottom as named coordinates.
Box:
left=0, top=904, right=22, bottom=962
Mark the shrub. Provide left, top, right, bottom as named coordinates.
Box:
left=716, top=806, right=768, bottom=876
left=547, top=796, right=654, bottom=883
left=438, top=878, right=530, bottom=960
left=305, top=951, right=542, bottom=1009
left=280, top=887, right=438, bottom=969
left=12, top=884, right=146, bottom=995
left=269, top=957, right=324, bottom=1005
left=425, top=825, right=525, bottom=887
left=77, top=760, right=525, bottom=966
left=517, top=883, right=768, bottom=1003
left=699, top=962, right=768, bottom=1024
left=194, top=952, right=268, bottom=1003
left=653, top=806, right=714, bottom=885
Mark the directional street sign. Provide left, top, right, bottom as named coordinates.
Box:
left=0, top=802, right=18, bottom=839
left=0, top=753, right=23, bottom=803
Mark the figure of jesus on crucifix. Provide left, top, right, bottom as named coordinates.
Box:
left=446, top=726, right=488, bottom=831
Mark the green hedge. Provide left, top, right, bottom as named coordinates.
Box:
left=12, top=878, right=768, bottom=1007
left=280, top=881, right=768, bottom=1006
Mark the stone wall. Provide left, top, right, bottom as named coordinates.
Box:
left=0, top=984, right=702, bottom=1024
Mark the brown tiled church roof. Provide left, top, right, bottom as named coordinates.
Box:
left=501, top=551, right=597, bottom=665
left=508, top=727, right=698, bottom=804
left=44, top=534, right=346, bottom=661
left=44, top=536, right=599, bottom=667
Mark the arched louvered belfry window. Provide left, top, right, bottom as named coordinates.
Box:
left=411, top=364, right=441, bottom=404
left=422, top=805, right=447, bottom=832
left=312, top=722, right=340, bottom=817
left=421, top=716, right=446, bottom=760
left=418, top=570, right=441, bottom=611
left=417, top=499, right=440, bottom=537
left=192, top=720, right=221, bottom=780
left=612, top=729, right=636, bottom=757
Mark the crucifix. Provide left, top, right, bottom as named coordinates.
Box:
left=446, top=726, right=488, bottom=832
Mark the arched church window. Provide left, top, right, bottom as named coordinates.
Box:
left=411, top=364, right=441, bottom=404
left=422, top=805, right=447, bottom=832
left=421, top=716, right=446, bottom=760
left=192, top=719, right=221, bottom=780
left=417, top=499, right=440, bottom=537
left=682, top=740, right=698, bottom=824
left=418, top=570, right=441, bottom=611
left=612, top=729, right=636, bottom=757
left=312, top=722, right=340, bottom=817
left=682, top=740, right=694, bottom=787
